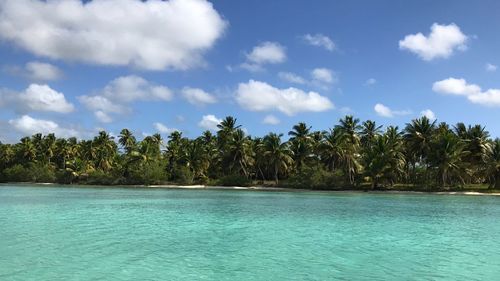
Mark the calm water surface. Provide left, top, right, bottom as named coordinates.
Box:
left=1, top=185, right=500, bottom=280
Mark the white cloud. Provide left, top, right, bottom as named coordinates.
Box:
left=241, top=42, right=286, bottom=71
left=182, top=87, right=216, bottom=105
left=0, top=84, right=74, bottom=113
left=198, top=114, right=222, bottom=131
left=78, top=95, right=128, bottom=114
left=246, top=42, right=286, bottom=64
left=79, top=75, right=172, bottom=121
left=99, top=75, right=173, bottom=103
left=262, top=115, right=280, bottom=125
left=278, top=72, right=306, bottom=84
left=432, top=78, right=480, bottom=96
left=432, top=77, right=500, bottom=107
left=366, top=78, right=377, bottom=85
left=0, top=0, right=227, bottom=70
left=486, top=63, right=497, bottom=72
left=235, top=80, right=334, bottom=116
left=302, top=34, right=335, bottom=51
left=467, top=89, right=500, bottom=106
left=94, top=111, right=113, bottom=123
left=420, top=109, right=436, bottom=120
left=153, top=122, right=178, bottom=134
left=311, top=68, right=335, bottom=84
left=24, top=62, right=62, bottom=81
left=3, top=62, right=63, bottom=81
left=399, top=23, right=467, bottom=60
left=374, top=103, right=411, bottom=118
left=9, top=115, right=79, bottom=138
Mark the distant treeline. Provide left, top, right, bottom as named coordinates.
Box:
left=0, top=116, right=499, bottom=190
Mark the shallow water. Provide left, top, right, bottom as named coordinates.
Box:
left=1, top=185, right=499, bottom=280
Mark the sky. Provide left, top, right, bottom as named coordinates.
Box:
left=0, top=0, right=499, bottom=142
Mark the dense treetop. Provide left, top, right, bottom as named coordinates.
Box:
left=1, top=116, right=499, bottom=190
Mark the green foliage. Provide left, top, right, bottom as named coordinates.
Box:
left=129, top=161, right=167, bottom=185
left=216, top=174, right=252, bottom=187
left=3, top=164, right=30, bottom=182
left=0, top=115, right=497, bottom=190
left=285, top=165, right=344, bottom=190
left=83, top=170, right=122, bottom=185
left=171, top=166, right=194, bottom=185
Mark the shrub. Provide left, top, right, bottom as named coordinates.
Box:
left=284, top=165, right=344, bottom=190
left=216, top=174, right=252, bottom=187
left=128, top=162, right=167, bottom=185
left=3, top=164, right=30, bottom=182
left=171, top=166, right=194, bottom=185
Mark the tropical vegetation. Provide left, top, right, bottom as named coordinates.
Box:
left=1, top=116, right=499, bottom=190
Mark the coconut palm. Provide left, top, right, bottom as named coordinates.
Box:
left=360, top=120, right=382, bottom=148
left=428, top=131, right=470, bottom=187
left=404, top=116, right=436, bottom=167
left=484, top=139, right=500, bottom=189
left=319, top=128, right=344, bottom=172
left=288, top=122, right=313, bottom=170
left=226, top=129, right=254, bottom=177
left=261, top=133, right=294, bottom=183
left=335, top=116, right=362, bottom=185
left=118, top=129, right=137, bottom=155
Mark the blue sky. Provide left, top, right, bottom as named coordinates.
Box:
left=0, top=0, right=499, bottom=142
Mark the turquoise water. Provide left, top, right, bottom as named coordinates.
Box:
left=1, top=185, right=500, bottom=280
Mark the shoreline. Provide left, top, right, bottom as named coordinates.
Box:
left=2, top=182, right=500, bottom=196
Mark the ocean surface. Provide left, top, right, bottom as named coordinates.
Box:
left=1, top=185, right=499, bottom=280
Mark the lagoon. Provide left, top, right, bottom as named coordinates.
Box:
left=1, top=185, right=500, bottom=280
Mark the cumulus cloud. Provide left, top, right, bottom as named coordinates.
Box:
left=94, top=111, right=112, bottom=123
left=486, top=63, right=497, bottom=72
left=79, top=75, right=172, bottom=122
left=99, top=75, right=173, bottom=103
left=79, top=96, right=129, bottom=115
left=432, top=77, right=500, bottom=107
left=241, top=42, right=286, bottom=71
left=302, top=34, right=335, bottom=51
left=278, top=72, right=306, bottom=84
left=374, top=103, right=411, bottom=118
left=0, top=84, right=74, bottom=113
left=311, top=68, right=335, bottom=84
left=0, top=0, right=227, bottom=70
left=366, top=78, right=377, bottom=85
left=198, top=114, right=222, bottom=131
left=153, top=122, right=178, bottom=134
left=420, top=109, right=436, bottom=120
left=182, top=87, right=216, bottom=105
left=235, top=80, right=334, bottom=116
left=399, top=23, right=467, bottom=60
left=432, top=78, right=481, bottom=96
left=9, top=115, right=80, bottom=138
left=25, top=62, right=62, bottom=81
left=4, top=61, right=63, bottom=81
left=262, top=115, right=280, bottom=125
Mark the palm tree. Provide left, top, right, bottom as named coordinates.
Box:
left=18, top=137, right=36, bottom=164
left=92, top=131, right=117, bottom=172
left=484, top=139, right=500, bottom=189
left=118, top=129, right=137, bottom=155
left=404, top=116, right=436, bottom=166
left=217, top=116, right=240, bottom=148
left=429, top=131, right=469, bottom=187
left=360, top=120, right=382, bottom=148
left=319, top=128, right=344, bottom=172
left=226, top=129, right=254, bottom=177
left=261, top=133, right=294, bottom=184
left=335, top=116, right=362, bottom=185
left=42, top=133, right=56, bottom=165
left=288, top=122, right=313, bottom=170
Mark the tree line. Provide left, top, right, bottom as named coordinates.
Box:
left=1, top=115, right=499, bottom=190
